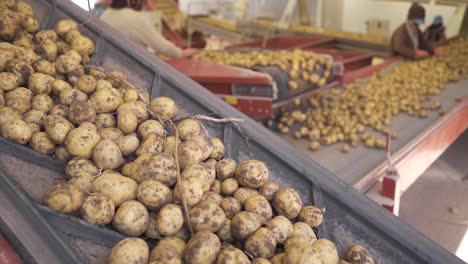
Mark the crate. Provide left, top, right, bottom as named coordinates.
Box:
left=0, top=0, right=464, bottom=263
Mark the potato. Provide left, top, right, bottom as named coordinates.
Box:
left=145, top=213, right=161, bottom=239
left=149, top=243, right=182, bottom=264
left=21, top=16, right=39, bottom=33
left=259, top=182, right=279, bottom=201
left=136, top=133, right=165, bottom=156
left=1, top=119, right=32, bottom=144
left=117, top=111, right=138, bottom=134
left=96, top=79, right=112, bottom=90
left=35, top=30, right=57, bottom=44
left=76, top=75, right=97, bottom=94
left=202, top=191, right=223, bottom=205
left=107, top=71, right=127, bottom=88
left=189, top=201, right=226, bottom=232
left=235, top=160, right=269, bottom=188
left=233, top=187, right=259, bottom=205
left=221, top=178, right=238, bottom=195
left=67, top=100, right=96, bottom=125
left=346, top=245, right=374, bottom=264
left=98, top=127, right=123, bottom=142
left=0, top=93, right=4, bottom=107
left=215, top=159, right=237, bottom=181
left=252, top=258, right=271, bottom=264
left=117, top=134, right=140, bottom=156
left=6, top=98, right=30, bottom=114
left=311, top=239, right=339, bottom=264
left=266, top=216, right=293, bottom=243
left=0, top=10, right=21, bottom=41
left=299, top=206, right=323, bottom=228
left=52, top=79, right=71, bottom=96
left=164, top=135, right=180, bottom=155
left=15, top=46, right=40, bottom=65
left=16, top=2, right=34, bottom=16
left=80, top=193, right=115, bottom=225
left=231, top=211, right=261, bottom=240
left=123, top=88, right=139, bottom=102
left=68, top=171, right=94, bottom=193
left=56, top=41, right=70, bottom=55
left=216, top=246, right=250, bottom=264
left=285, top=244, right=321, bottom=264
left=6, top=58, right=34, bottom=85
left=37, top=39, right=57, bottom=61
left=93, top=139, right=124, bottom=170
left=53, top=145, right=70, bottom=161
left=272, top=188, right=303, bottom=219
left=64, top=29, right=81, bottom=44
left=210, top=138, right=224, bottom=160
left=67, top=66, right=85, bottom=86
left=14, top=33, right=35, bottom=49
left=137, top=119, right=164, bottom=139
left=27, top=122, right=40, bottom=134
left=117, top=101, right=149, bottom=123
left=90, top=87, right=122, bottom=113
left=92, top=170, right=138, bottom=206
left=0, top=72, right=20, bottom=92
left=66, top=157, right=99, bottom=177
left=95, top=113, right=116, bottom=129
left=243, top=195, right=272, bottom=224
left=220, top=197, right=241, bottom=219
left=245, top=227, right=277, bottom=259
left=177, top=119, right=200, bottom=140
left=129, top=153, right=177, bottom=185
left=148, top=96, right=177, bottom=121
left=108, top=238, right=149, bottom=264
left=64, top=49, right=82, bottom=64
left=49, top=104, right=69, bottom=118
left=65, top=123, right=100, bottom=159
left=155, top=203, right=184, bottom=236
left=33, top=60, right=56, bottom=76
left=173, top=177, right=203, bottom=207
left=54, top=19, right=78, bottom=37
left=5, top=87, right=31, bottom=101
left=181, top=163, right=215, bottom=192
left=137, top=180, right=172, bottom=211
left=290, top=222, right=316, bottom=244
left=0, top=49, right=15, bottom=71
left=158, top=237, right=186, bottom=256
left=59, top=88, right=87, bottom=106
left=177, top=139, right=206, bottom=169
left=271, top=254, right=285, bottom=264
left=71, top=35, right=95, bottom=56
left=216, top=219, right=233, bottom=242
left=55, top=54, right=79, bottom=74
left=31, top=94, right=53, bottom=113
left=184, top=231, right=221, bottom=264
left=30, top=132, right=55, bottom=155
left=210, top=179, right=221, bottom=193
left=113, top=200, right=149, bottom=236
left=42, top=184, right=83, bottom=213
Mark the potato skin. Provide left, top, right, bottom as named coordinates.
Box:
left=220, top=197, right=241, bottom=219
left=149, top=244, right=182, bottom=264
left=245, top=228, right=277, bottom=259
left=91, top=170, right=138, bottom=206
left=231, top=211, right=262, bottom=240
left=91, top=87, right=122, bottom=113
left=80, top=193, right=115, bottom=225
left=95, top=113, right=116, bottom=130
left=311, top=239, right=339, bottom=264
left=235, top=160, right=269, bottom=188
left=181, top=163, right=215, bottom=192
left=252, top=258, right=271, bottom=264
left=68, top=100, right=96, bottom=125
left=233, top=187, right=259, bottom=205
left=216, top=246, right=250, bottom=264
left=173, top=177, right=203, bottom=207
left=0, top=72, right=20, bottom=92
left=259, top=182, right=279, bottom=201
left=299, top=206, right=323, bottom=228
left=177, top=139, right=205, bottom=169
left=285, top=244, right=321, bottom=264
left=68, top=171, right=94, bottom=193
left=156, top=203, right=184, bottom=236
left=98, top=127, right=123, bottom=142
left=129, top=153, right=177, bottom=185
left=266, top=216, right=293, bottom=243
left=271, top=254, right=285, bottom=264
left=145, top=213, right=161, bottom=239
left=149, top=96, right=177, bottom=121
left=92, top=139, right=124, bottom=170
left=117, top=111, right=138, bottom=134
left=136, top=133, right=165, bottom=156
left=65, top=124, right=100, bottom=159
left=42, top=184, right=84, bottom=214
left=177, top=119, right=200, bottom=140
left=202, top=191, right=223, bottom=206
left=221, top=178, right=239, bottom=195
left=137, top=180, right=172, bottom=211
left=184, top=231, right=221, bottom=264
left=33, top=60, right=56, bottom=76
left=244, top=195, right=273, bottom=224
left=113, top=200, right=149, bottom=236
left=108, top=237, right=149, bottom=264
left=117, top=134, right=139, bottom=156
left=189, top=201, right=226, bottom=233
left=137, top=119, right=165, bottom=139
left=117, top=101, right=149, bottom=123
left=210, top=138, right=224, bottom=160
left=30, top=132, right=55, bottom=155
left=346, top=245, right=374, bottom=264
left=0, top=107, right=21, bottom=126
left=44, top=115, right=73, bottom=144
left=1, top=119, right=32, bottom=144
left=54, top=19, right=78, bottom=37
left=28, top=73, right=54, bottom=94
left=272, top=188, right=303, bottom=220
left=66, top=157, right=99, bottom=178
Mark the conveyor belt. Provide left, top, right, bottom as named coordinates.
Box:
left=277, top=79, right=467, bottom=187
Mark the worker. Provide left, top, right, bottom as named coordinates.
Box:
left=98, top=0, right=190, bottom=58
left=425, top=15, right=446, bottom=43
left=390, top=2, right=438, bottom=59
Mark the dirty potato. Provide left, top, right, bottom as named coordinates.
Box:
left=42, top=184, right=84, bottom=213
left=231, top=211, right=262, bottom=240
left=117, top=134, right=140, bottom=156
left=156, top=203, right=184, bottom=236
left=80, top=193, right=115, bottom=225
left=1, top=119, right=32, bottom=144
left=113, top=200, right=149, bottom=236
left=346, top=245, right=374, bottom=264
left=95, top=113, right=116, bottom=129
left=220, top=197, right=241, bottom=219
left=29, top=132, right=55, bottom=155
left=137, top=179, right=172, bottom=211
left=93, top=139, right=124, bottom=170
left=266, top=216, right=293, bottom=243
left=91, top=170, right=138, bottom=206
left=173, top=177, right=203, bottom=207
left=68, top=171, right=94, bottom=193
left=184, top=231, right=221, bottom=264
left=299, top=206, right=323, bottom=228
left=244, top=227, right=277, bottom=259
left=107, top=238, right=149, bottom=264
left=216, top=246, right=250, bottom=264
left=137, top=119, right=165, bottom=139
left=44, top=115, right=73, bottom=144
left=65, top=123, right=100, bottom=159
left=177, top=119, right=200, bottom=140
left=272, top=188, right=303, bottom=219
left=189, top=201, right=226, bottom=233
left=311, top=239, right=339, bottom=264
left=244, top=195, right=273, bottom=223
left=117, top=111, right=138, bottom=134
left=65, top=157, right=99, bottom=177
left=235, top=160, right=269, bottom=188
left=148, top=96, right=178, bottom=121
left=68, top=100, right=96, bottom=125
left=259, top=181, right=279, bottom=201
left=90, top=87, right=122, bottom=113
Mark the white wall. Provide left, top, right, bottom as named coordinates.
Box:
left=341, top=0, right=457, bottom=37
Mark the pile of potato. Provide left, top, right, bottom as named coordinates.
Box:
left=0, top=1, right=376, bottom=264
left=193, top=49, right=333, bottom=89
left=275, top=38, right=468, bottom=153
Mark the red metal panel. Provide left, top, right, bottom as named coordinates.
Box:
left=343, top=56, right=403, bottom=85
left=0, top=233, right=22, bottom=264
left=306, top=48, right=374, bottom=72
left=219, top=95, right=273, bottom=118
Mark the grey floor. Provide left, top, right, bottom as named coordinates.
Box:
left=399, top=131, right=468, bottom=262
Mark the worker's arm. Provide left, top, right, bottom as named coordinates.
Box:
left=135, top=20, right=183, bottom=58
left=391, top=32, right=416, bottom=59
left=418, top=31, right=434, bottom=54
